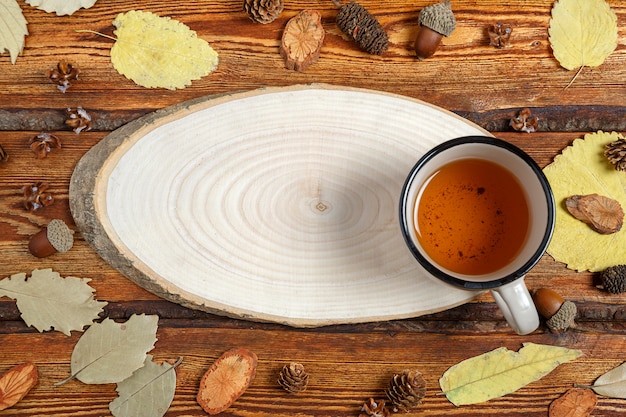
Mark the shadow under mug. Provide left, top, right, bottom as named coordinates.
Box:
left=399, top=136, right=555, bottom=335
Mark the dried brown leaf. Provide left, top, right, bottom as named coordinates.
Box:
left=197, top=348, right=257, bottom=415
left=566, top=194, right=624, bottom=234
left=0, top=362, right=38, bottom=411
left=549, top=388, right=597, bottom=417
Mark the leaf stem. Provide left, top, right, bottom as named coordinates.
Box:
left=75, top=29, right=118, bottom=41
left=564, top=66, right=584, bottom=89
left=54, top=374, right=76, bottom=387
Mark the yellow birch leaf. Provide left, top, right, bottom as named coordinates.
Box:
left=439, top=343, right=583, bottom=406
left=548, top=0, right=617, bottom=71
left=543, top=131, right=626, bottom=272
left=0, top=0, right=28, bottom=64
left=110, top=10, right=219, bottom=90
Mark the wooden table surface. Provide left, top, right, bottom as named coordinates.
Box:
left=1, top=1, right=625, bottom=416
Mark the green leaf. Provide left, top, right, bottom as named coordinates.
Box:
left=586, top=362, right=626, bottom=398
left=109, top=355, right=181, bottom=417
left=439, top=343, right=583, bottom=406
left=0, top=269, right=107, bottom=336
left=548, top=0, right=617, bottom=71
left=58, top=314, right=159, bottom=385
left=0, top=0, right=28, bottom=64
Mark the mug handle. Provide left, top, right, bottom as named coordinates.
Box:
left=490, top=278, right=539, bottom=335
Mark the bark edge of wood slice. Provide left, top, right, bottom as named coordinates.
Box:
left=69, top=84, right=491, bottom=327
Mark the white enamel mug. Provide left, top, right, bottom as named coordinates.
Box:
left=400, top=136, right=555, bottom=335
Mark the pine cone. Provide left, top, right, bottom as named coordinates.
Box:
left=510, top=108, right=538, bottom=133
left=385, top=369, right=426, bottom=413
left=278, top=362, right=309, bottom=394
left=243, top=0, right=284, bottom=24
left=604, top=137, right=626, bottom=171
left=336, top=2, right=389, bottom=55
left=359, top=398, right=389, bottom=417
left=600, top=265, right=626, bottom=294
left=46, top=60, right=80, bottom=93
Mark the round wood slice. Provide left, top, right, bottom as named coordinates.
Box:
left=69, top=84, right=491, bottom=326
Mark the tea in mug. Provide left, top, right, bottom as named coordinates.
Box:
left=415, top=158, right=529, bottom=275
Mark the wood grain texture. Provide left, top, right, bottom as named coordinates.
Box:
left=69, top=85, right=492, bottom=326
left=1, top=0, right=626, bottom=415
left=1, top=1, right=625, bottom=129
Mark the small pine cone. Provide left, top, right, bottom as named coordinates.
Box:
left=336, top=2, right=389, bottom=55
left=243, top=0, right=284, bottom=24
left=278, top=362, right=309, bottom=394
left=604, top=137, right=626, bottom=171
left=600, top=265, right=626, bottom=294
left=359, top=398, right=389, bottom=417
left=510, top=108, right=538, bottom=133
left=385, top=369, right=426, bottom=413
left=46, top=60, right=80, bottom=93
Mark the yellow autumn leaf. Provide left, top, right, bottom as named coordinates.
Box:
left=548, top=0, right=617, bottom=71
left=110, top=10, right=219, bottom=90
left=543, top=131, right=626, bottom=272
left=439, top=343, right=583, bottom=406
left=0, top=0, right=28, bottom=64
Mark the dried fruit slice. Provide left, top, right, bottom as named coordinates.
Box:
left=566, top=194, right=624, bottom=234
left=0, top=362, right=38, bottom=411
left=197, top=348, right=258, bottom=415
left=549, top=388, right=597, bottom=417
left=280, top=10, right=325, bottom=71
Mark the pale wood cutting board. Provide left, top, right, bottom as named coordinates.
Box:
left=69, top=84, right=491, bottom=326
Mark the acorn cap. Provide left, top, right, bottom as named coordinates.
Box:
left=46, top=219, right=74, bottom=253
left=418, top=0, right=456, bottom=37
left=546, top=300, right=577, bottom=331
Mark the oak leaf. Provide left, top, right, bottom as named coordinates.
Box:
left=58, top=314, right=159, bottom=385
left=109, top=355, right=180, bottom=417
left=108, top=10, right=219, bottom=89
left=25, top=0, right=97, bottom=16
left=549, top=0, right=617, bottom=72
left=0, top=269, right=107, bottom=336
left=543, top=131, right=626, bottom=271
left=197, top=348, right=258, bottom=415
left=0, top=363, right=38, bottom=411
left=0, top=0, right=28, bottom=64
left=549, top=388, right=597, bottom=417
left=439, top=343, right=583, bottom=406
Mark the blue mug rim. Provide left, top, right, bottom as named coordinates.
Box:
left=399, top=135, right=555, bottom=290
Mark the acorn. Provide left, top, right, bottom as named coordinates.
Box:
left=532, top=288, right=577, bottom=332
left=414, top=0, right=456, bottom=60
left=28, top=219, right=74, bottom=258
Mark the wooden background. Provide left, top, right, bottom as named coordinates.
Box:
left=1, top=0, right=625, bottom=416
